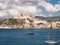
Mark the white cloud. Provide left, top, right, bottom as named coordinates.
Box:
left=0, top=0, right=59, bottom=18
left=48, top=14, right=53, bottom=17
left=27, top=6, right=37, bottom=13
left=0, top=0, right=37, bottom=18
left=39, top=1, right=55, bottom=12
left=55, top=4, right=60, bottom=11
left=34, top=8, right=46, bottom=17
left=35, top=13, right=46, bottom=17
left=39, top=14, right=46, bottom=17
left=0, top=2, right=9, bottom=9
left=38, top=1, right=60, bottom=13
left=7, top=9, right=20, bottom=16
left=10, top=5, right=37, bottom=14
left=36, top=8, right=42, bottom=13
left=58, top=1, right=60, bottom=3
left=14, top=0, right=20, bottom=3
left=0, top=11, right=7, bottom=17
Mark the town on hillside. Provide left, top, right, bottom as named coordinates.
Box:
left=0, top=13, right=60, bottom=29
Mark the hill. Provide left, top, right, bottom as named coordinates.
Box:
left=34, top=16, right=60, bottom=22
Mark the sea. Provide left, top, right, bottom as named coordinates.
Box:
left=0, top=29, right=60, bottom=45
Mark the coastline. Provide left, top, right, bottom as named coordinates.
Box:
left=0, top=27, right=59, bottom=30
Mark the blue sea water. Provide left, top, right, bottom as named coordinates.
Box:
left=0, top=29, right=60, bottom=45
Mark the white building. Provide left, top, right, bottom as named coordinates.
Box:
left=13, top=13, right=34, bottom=19
left=33, top=18, right=48, bottom=24
left=33, top=18, right=51, bottom=28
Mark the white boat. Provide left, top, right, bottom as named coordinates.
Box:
left=45, top=30, right=58, bottom=44
left=45, top=40, right=58, bottom=44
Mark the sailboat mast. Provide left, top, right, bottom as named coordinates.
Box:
left=48, top=29, right=50, bottom=40
left=53, top=30, right=55, bottom=40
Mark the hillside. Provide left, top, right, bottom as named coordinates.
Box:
left=0, top=18, right=26, bottom=26
left=34, top=16, right=46, bottom=20
left=35, top=16, right=60, bottom=22
left=47, top=16, right=60, bottom=22
left=0, top=15, right=60, bottom=26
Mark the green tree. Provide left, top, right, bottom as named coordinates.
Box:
left=8, top=18, right=19, bottom=25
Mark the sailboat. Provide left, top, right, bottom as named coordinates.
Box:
left=45, top=29, right=58, bottom=44
left=45, top=40, right=58, bottom=44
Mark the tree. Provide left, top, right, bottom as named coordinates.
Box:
left=8, top=18, right=19, bottom=25
left=18, top=19, right=25, bottom=26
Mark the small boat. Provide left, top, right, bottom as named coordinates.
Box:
left=45, top=40, right=58, bottom=44
left=27, top=32, right=34, bottom=35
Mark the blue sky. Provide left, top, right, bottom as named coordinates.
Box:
left=0, top=0, right=60, bottom=18
left=47, top=0, right=60, bottom=5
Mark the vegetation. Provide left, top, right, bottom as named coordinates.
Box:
left=18, top=19, right=25, bottom=26
left=8, top=18, right=19, bottom=25
left=0, top=20, right=3, bottom=25
left=47, top=16, right=60, bottom=22
left=0, top=18, right=25, bottom=26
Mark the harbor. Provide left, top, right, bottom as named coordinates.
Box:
left=0, top=0, right=60, bottom=45
left=0, top=29, right=60, bottom=45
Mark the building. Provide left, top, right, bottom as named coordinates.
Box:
left=56, top=22, right=60, bottom=28
left=13, top=13, right=34, bottom=19
left=51, top=22, right=60, bottom=29
left=51, top=22, right=56, bottom=29
left=33, top=18, right=51, bottom=28
left=13, top=13, right=51, bottom=29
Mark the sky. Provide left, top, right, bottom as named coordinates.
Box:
left=0, top=0, right=60, bottom=18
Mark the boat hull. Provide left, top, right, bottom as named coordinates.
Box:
left=45, top=40, right=57, bottom=44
